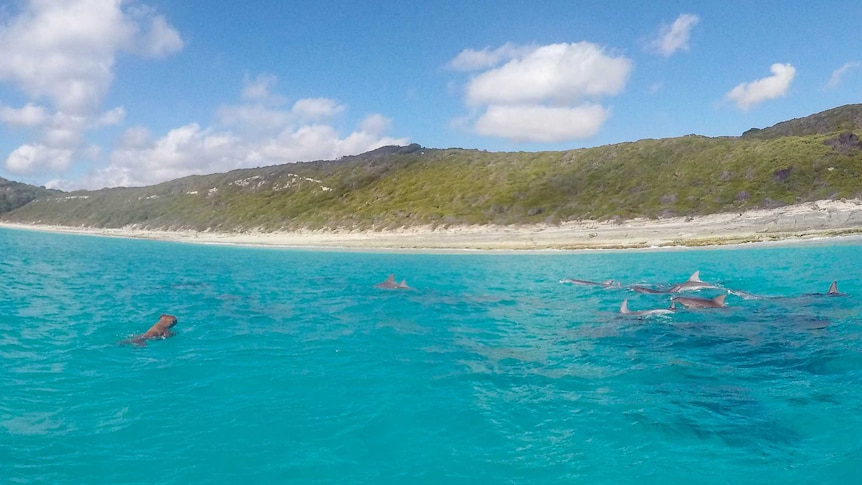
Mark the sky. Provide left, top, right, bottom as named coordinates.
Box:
left=0, top=0, right=860, bottom=190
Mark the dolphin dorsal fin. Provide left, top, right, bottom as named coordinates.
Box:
left=688, top=271, right=702, bottom=282
left=620, top=299, right=630, bottom=314
left=713, top=294, right=727, bottom=306
left=383, top=274, right=396, bottom=284
left=828, top=281, right=839, bottom=295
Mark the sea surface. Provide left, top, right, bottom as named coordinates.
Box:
left=1, top=227, right=861, bottom=484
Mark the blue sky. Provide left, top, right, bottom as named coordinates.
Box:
left=0, top=0, right=860, bottom=190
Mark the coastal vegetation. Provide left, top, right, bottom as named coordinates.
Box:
left=0, top=177, right=58, bottom=214
left=2, top=104, right=862, bottom=232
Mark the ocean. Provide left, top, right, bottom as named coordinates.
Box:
left=1, top=227, right=861, bottom=484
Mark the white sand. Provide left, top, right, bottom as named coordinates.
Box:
left=3, top=198, right=862, bottom=251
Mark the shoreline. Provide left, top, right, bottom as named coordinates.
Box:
left=2, top=199, right=862, bottom=251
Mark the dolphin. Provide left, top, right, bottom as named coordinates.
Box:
left=630, top=271, right=717, bottom=294
left=670, top=294, right=728, bottom=309
left=619, top=299, right=677, bottom=317
left=560, top=278, right=618, bottom=287
left=668, top=271, right=718, bottom=292
left=121, top=314, right=178, bottom=346
left=374, top=274, right=411, bottom=290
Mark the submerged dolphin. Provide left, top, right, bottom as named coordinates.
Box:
left=121, top=314, right=178, bottom=347
left=374, top=274, right=411, bottom=290
left=670, top=294, right=728, bottom=309
left=560, top=278, right=618, bottom=287
left=631, top=285, right=673, bottom=294
left=619, top=299, right=676, bottom=317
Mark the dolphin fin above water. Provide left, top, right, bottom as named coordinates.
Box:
left=668, top=270, right=718, bottom=292
left=827, top=281, right=844, bottom=296
left=375, top=274, right=412, bottom=290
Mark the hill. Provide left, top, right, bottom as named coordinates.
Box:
left=0, top=177, right=60, bottom=214
left=742, top=104, right=862, bottom=138
left=3, top=105, right=862, bottom=232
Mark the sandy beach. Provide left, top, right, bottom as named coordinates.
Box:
left=3, top=198, right=862, bottom=251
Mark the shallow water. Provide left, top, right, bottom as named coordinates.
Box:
left=2, top=228, right=861, bottom=483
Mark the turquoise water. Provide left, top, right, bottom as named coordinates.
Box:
left=2, top=227, right=861, bottom=484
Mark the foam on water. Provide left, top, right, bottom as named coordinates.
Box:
left=2, top=227, right=861, bottom=483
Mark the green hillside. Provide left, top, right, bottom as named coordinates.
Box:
left=0, top=177, right=60, bottom=214
left=3, top=105, right=862, bottom=232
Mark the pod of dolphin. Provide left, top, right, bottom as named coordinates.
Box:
left=124, top=274, right=414, bottom=347
left=124, top=271, right=843, bottom=346
left=561, top=270, right=845, bottom=318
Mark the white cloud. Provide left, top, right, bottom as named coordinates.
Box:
left=449, top=41, right=631, bottom=143
left=0, top=4, right=407, bottom=189
left=827, top=61, right=862, bottom=89
left=475, top=104, right=609, bottom=142
left=64, top=80, right=408, bottom=189
left=0, top=0, right=183, bottom=182
left=87, top=115, right=407, bottom=188
left=466, top=42, right=631, bottom=106
left=0, top=0, right=183, bottom=115
left=131, top=13, right=184, bottom=58
left=726, top=63, right=796, bottom=110
left=216, top=96, right=346, bottom=135
left=648, top=14, right=700, bottom=57
left=0, top=103, right=49, bottom=127
left=119, top=126, right=153, bottom=148
left=240, top=73, right=285, bottom=105
left=216, top=104, right=293, bottom=135
left=448, top=42, right=535, bottom=71
left=103, top=123, right=246, bottom=187
left=5, top=144, right=73, bottom=174
left=291, top=98, right=346, bottom=121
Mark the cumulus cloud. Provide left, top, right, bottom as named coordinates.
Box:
left=0, top=103, right=50, bottom=127
left=450, top=41, right=631, bottom=143
left=5, top=144, right=74, bottom=174
left=0, top=0, right=183, bottom=115
left=475, top=104, right=609, bottom=142
left=291, top=98, right=346, bottom=121
left=62, top=80, right=408, bottom=189
left=647, top=14, right=700, bottom=57
left=827, top=61, right=862, bottom=89
left=725, top=63, right=796, bottom=110
left=448, top=42, right=536, bottom=71
left=0, top=0, right=183, bottom=177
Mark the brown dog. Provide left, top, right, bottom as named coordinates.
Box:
left=122, top=314, right=178, bottom=346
